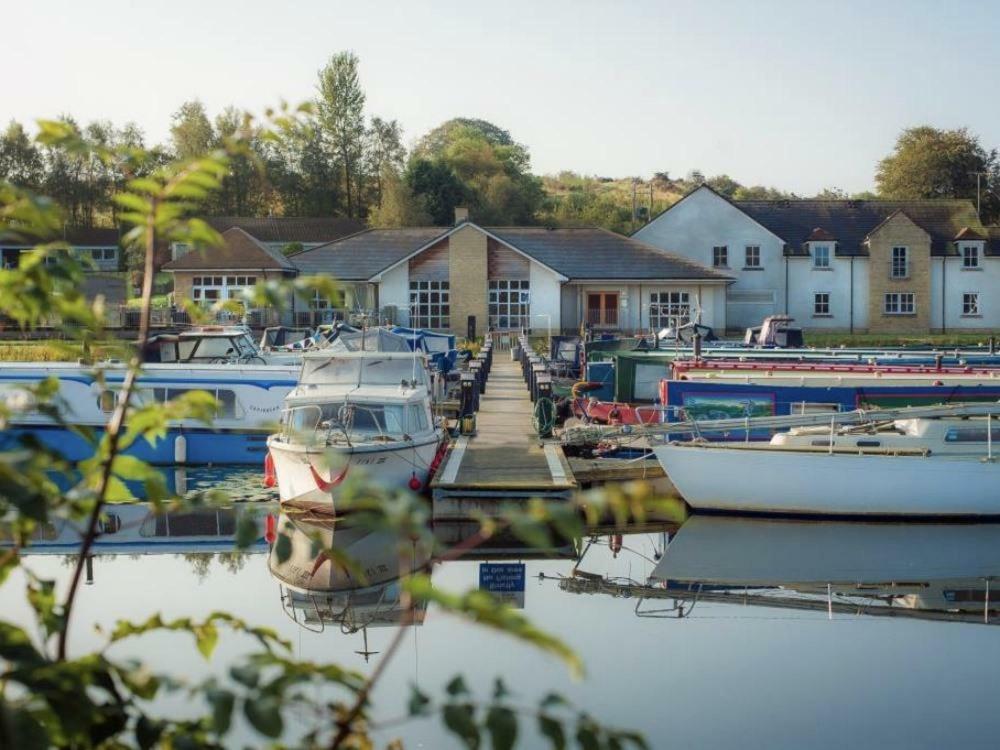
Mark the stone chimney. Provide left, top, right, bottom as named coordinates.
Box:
left=454, top=206, right=469, bottom=225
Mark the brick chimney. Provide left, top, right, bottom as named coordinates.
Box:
left=454, top=206, right=469, bottom=225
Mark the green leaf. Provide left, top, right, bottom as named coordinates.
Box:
left=492, top=677, right=509, bottom=700
left=576, top=718, right=600, bottom=750
left=540, top=693, right=568, bottom=710
left=408, top=686, right=431, bottom=716
left=442, top=703, right=479, bottom=749
left=111, top=454, right=155, bottom=481
left=538, top=714, right=566, bottom=750
left=206, top=687, right=235, bottom=734
left=0, top=622, right=44, bottom=665
left=485, top=705, right=517, bottom=750
left=194, top=621, right=219, bottom=659
left=230, top=663, right=260, bottom=688
left=243, top=695, right=282, bottom=738
left=135, top=715, right=164, bottom=750
left=446, top=675, right=470, bottom=697
left=0, top=704, right=49, bottom=750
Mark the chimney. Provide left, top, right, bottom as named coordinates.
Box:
left=454, top=206, right=469, bottom=225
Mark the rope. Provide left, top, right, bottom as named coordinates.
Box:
left=533, top=397, right=556, bottom=437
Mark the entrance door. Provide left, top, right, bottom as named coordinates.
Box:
left=586, top=292, right=619, bottom=328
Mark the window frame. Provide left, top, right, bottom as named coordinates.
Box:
left=649, top=291, right=691, bottom=330
left=883, top=292, right=915, bottom=315
left=743, top=245, right=761, bottom=269
left=712, top=245, right=728, bottom=268
left=962, top=244, right=980, bottom=269
left=813, top=292, right=831, bottom=317
left=962, top=292, right=980, bottom=317
left=812, top=244, right=831, bottom=269
left=890, top=246, right=909, bottom=279
left=408, top=279, right=450, bottom=331
left=488, top=279, right=530, bottom=331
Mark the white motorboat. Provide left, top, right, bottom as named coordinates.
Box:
left=654, top=414, right=1000, bottom=517
left=266, top=349, right=446, bottom=509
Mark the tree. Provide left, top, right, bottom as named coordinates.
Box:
left=0, top=120, right=44, bottom=189
left=876, top=126, right=999, bottom=220
left=169, top=100, right=215, bottom=160
left=414, top=117, right=516, bottom=159
left=317, top=51, right=367, bottom=217
left=213, top=106, right=268, bottom=215
left=366, top=115, right=406, bottom=207
left=405, top=158, right=466, bottom=225
left=369, top=168, right=432, bottom=227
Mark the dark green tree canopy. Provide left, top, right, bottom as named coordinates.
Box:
left=876, top=126, right=999, bottom=220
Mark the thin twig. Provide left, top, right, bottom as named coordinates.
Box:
left=56, top=198, right=157, bottom=661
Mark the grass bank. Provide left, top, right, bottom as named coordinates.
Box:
left=803, top=332, right=1000, bottom=348
left=0, top=341, right=133, bottom=362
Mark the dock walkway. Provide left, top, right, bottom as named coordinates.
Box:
left=432, top=357, right=575, bottom=518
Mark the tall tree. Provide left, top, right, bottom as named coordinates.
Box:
left=213, top=106, right=268, bottom=215
left=366, top=116, right=406, bottom=207
left=170, top=100, right=215, bottom=160
left=369, top=169, right=431, bottom=227
left=876, top=126, right=999, bottom=220
left=317, top=52, right=367, bottom=217
left=0, top=120, right=44, bottom=190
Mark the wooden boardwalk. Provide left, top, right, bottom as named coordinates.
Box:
left=432, top=357, right=575, bottom=517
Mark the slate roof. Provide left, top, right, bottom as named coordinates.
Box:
left=206, top=216, right=366, bottom=244
left=290, top=224, right=730, bottom=282
left=162, top=227, right=296, bottom=272
left=485, top=227, right=730, bottom=280
left=732, top=198, right=985, bottom=257
left=0, top=226, right=121, bottom=247
left=291, top=228, right=447, bottom=280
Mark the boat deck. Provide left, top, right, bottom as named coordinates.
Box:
left=432, top=357, right=576, bottom=517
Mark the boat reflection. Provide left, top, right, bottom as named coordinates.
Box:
left=267, top=511, right=432, bottom=643
left=562, top=516, right=1000, bottom=624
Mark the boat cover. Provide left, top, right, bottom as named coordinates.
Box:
left=328, top=328, right=412, bottom=353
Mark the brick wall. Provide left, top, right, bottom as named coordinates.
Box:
left=866, top=213, right=932, bottom=333
left=447, top=225, right=488, bottom=337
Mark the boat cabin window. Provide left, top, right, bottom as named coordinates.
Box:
left=793, top=402, right=840, bottom=414
left=945, top=427, right=989, bottom=443
left=98, top=389, right=116, bottom=413
left=300, top=356, right=429, bottom=389
left=149, top=387, right=238, bottom=418
left=408, top=403, right=429, bottom=432
left=192, top=336, right=238, bottom=360
left=286, top=402, right=409, bottom=436
left=856, top=440, right=881, bottom=448
left=140, top=511, right=237, bottom=537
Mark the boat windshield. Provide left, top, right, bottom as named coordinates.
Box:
left=286, top=402, right=410, bottom=438
left=299, top=356, right=427, bottom=388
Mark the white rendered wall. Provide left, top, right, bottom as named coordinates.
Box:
left=378, top=263, right=410, bottom=326
left=528, top=261, right=563, bottom=333
left=931, top=251, right=1000, bottom=330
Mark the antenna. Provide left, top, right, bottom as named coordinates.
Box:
left=970, top=171, right=988, bottom=218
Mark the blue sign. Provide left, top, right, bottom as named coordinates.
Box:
left=479, top=563, right=526, bottom=593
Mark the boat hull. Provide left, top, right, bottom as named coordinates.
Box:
left=267, top=432, right=444, bottom=508
left=654, top=444, right=1000, bottom=517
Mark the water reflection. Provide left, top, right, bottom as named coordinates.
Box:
left=565, top=515, right=1000, bottom=624
left=267, top=511, right=432, bottom=644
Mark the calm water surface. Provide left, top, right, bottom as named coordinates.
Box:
left=4, top=468, right=1000, bottom=749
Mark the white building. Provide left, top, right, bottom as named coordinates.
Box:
left=291, top=212, right=732, bottom=336
left=634, top=185, right=996, bottom=334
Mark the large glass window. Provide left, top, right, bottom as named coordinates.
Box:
left=488, top=279, right=530, bottom=330
left=649, top=291, right=690, bottom=329
left=190, top=275, right=257, bottom=305
left=409, top=280, right=450, bottom=330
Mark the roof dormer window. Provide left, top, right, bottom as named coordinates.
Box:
left=812, top=244, right=831, bottom=269
left=962, top=244, right=981, bottom=269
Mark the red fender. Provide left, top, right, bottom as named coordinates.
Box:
left=262, top=453, right=277, bottom=488
left=309, top=461, right=350, bottom=492
left=422, top=440, right=450, bottom=490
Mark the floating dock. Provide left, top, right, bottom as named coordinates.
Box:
left=432, top=357, right=577, bottom=519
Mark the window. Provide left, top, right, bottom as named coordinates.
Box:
left=744, top=245, right=761, bottom=269
left=963, top=293, right=980, bottom=316
left=891, top=246, right=908, bottom=278
left=962, top=245, right=980, bottom=269
left=813, top=292, right=830, bottom=316
left=488, top=279, right=530, bottom=330
left=649, top=291, right=690, bottom=329
left=89, top=248, right=116, bottom=261
left=813, top=244, right=831, bottom=268
left=310, top=289, right=333, bottom=310
left=190, top=275, right=256, bottom=305
left=712, top=246, right=728, bottom=267
left=150, top=387, right=237, bottom=418
left=884, top=292, right=915, bottom=315
left=409, top=280, right=450, bottom=330
left=98, top=390, right=116, bottom=412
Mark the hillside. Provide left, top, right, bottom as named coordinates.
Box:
left=538, top=172, right=685, bottom=234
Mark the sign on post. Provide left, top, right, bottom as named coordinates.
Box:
left=479, top=562, right=526, bottom=608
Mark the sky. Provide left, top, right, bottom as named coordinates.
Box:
left=4, top=0, right=1000, bottom=195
